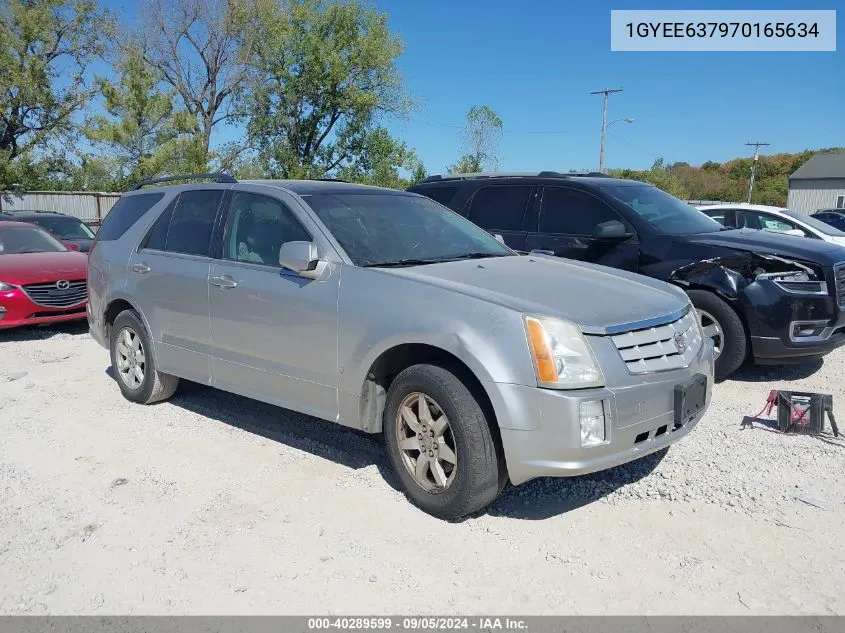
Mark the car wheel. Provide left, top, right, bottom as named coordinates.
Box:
left=687, top=289, right=747, bottom=380
left=383, top=363, right=505, bottom=520
left=110, top=310, right=179, bottom=404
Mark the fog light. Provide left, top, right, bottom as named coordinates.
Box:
left=790, top=320, right=831, bottom=342
left=580, top=399, right=607, bottom=447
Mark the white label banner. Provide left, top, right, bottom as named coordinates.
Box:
left=610, top=10, right=836, bottom=51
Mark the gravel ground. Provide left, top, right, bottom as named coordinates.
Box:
left=1, top=322, right=844, bottom=615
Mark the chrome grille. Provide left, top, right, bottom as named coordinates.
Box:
left=835, top=263, right=845, bottom=309
left=609, top=309, right=703, bottom=374
left=22, top=279, right=87, bottom=308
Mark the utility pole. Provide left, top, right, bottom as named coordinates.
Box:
left=590, top=87, right=623, bottom=173
left=745, top=141, right=770, bottom=203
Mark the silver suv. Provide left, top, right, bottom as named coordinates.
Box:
left=88, top=174, right=714, bottom=519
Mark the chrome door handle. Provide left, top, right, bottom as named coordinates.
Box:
left=132, top=263, right=150, bottom=274
left=209, top=275, right=238, bottom=289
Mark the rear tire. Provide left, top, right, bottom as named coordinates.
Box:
left=687, top=290, right=747, bottom=380
left=110, top=310, right=179, bottom=404
left=383, top=364, right=505, bottom=520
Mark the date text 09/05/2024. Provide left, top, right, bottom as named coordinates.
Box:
left=307, top=618, right=528, bottom=631
left=625, top=22, right=820, bottom=39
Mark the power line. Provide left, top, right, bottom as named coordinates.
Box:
left=745, top=141, right=770, bottom=203
left=590, top=87, right=623, bottom=172
left=408, top=119, right=578, bottom=135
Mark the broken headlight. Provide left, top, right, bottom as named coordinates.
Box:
left=756, top=271, right=828, bottom=295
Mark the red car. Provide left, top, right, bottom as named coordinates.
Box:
left=0, top=221, right=89, bottom=330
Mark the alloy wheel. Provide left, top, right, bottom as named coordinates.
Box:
left=395, top=392, right=458, bottom=492
left=115, top=327, right=146, bottom=389
left=697, top=309, right=724, bottom=360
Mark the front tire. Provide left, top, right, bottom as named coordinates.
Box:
left=109, top=310, right=179, bottom=404
left=383, top=364, right=504, bottom=520
left=687, top=289, right=747, bottom=380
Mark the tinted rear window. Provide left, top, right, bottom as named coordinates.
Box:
left=465, top=185, right=532, bottom=231
left=163, top=190, right=224, bottom=256
left=411, top=185, right=460, bottom=208
left=97, top=193, right=165, bottom=241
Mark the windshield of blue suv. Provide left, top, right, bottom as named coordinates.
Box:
left=26, top=216, right=96, bottom=239
left=600, top=183, right=725, bottom=235
left=302, top=192, right=514, bottom=267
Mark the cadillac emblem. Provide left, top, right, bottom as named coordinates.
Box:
left=56, top=280, right=70, bottom=290
left=673, top=332, right=687, bottom=354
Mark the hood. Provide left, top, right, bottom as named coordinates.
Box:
left=380, top=254, right=689, bottom=335
left=685, top=228, right=845, bottom=265
left=0, top=251, right=89, bottom=285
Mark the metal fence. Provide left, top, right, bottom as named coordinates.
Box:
left=0, top=190, right=122, bottom=226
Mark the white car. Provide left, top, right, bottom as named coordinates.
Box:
left=696, top=203, right=845, bottom=247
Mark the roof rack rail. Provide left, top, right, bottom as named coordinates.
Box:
left=418, top=170, right=613, bottom=184
left=311, top=178, right=348, bottom=182
left=130, top=172, right=237, bottom=190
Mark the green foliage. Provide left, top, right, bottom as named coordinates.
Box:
left=336, top=127, right=422, bottom=189
left=0, top=0, right=111, bottom=188
left=83, top=45, right=202, bottom=189
left=448, top=105, right=502, bottom=173
left=612, top=157, right=686, bottom=199
left=610, top=148, right=845, bottom=204
left=239, top=0, right=411, bottom=180
left=139, top=0, right=259, bottom=166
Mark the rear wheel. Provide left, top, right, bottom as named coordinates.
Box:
left=383, top=364, right=504, bottom=520
left=687, top=290, right=747, bottom=380
left=110, top=310, right=179, bottom=404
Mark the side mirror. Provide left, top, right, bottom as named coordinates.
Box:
left=592, top=220, right=630, bottom=239
left=65, top=242, right=81, bottom=252
left=492, top=233, right=505, bottom=244
left=278, top=241, right=327, bottom=280
left=784, top=229, right=806, bottom=237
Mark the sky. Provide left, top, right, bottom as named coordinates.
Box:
left=103, top=0, right=844, bottom=174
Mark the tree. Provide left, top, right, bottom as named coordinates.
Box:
left=448, top=105, right=502, bottom=173
left=139, top=0, right=260, bottom=166
left=238, top=0, right=411, bottom=179
left=84, top=44, right=201, bottom=188
left=336, top=126, right=422, bottom=189
left=0, top=0, right=110, bottom=187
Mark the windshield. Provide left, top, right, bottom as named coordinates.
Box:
left=28, top=216, right=95, bottom=239
left=302, top=192, right=513, bottom=267
left=600, top=183, right=724, bottom=235
left=0, top=225, right=68, bottom=254
left=782, top=209, right=845, bottom=237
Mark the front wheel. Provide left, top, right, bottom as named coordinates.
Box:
left=383, top=364, right=505, bottom=520
left=687, top=289, right=747, bottom=380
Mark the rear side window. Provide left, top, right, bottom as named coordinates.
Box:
left=465, top=185, right=532, bottom=231
left=139, top=197, right=178, bottom=251
left=413, top=186, right=460, bottom=208
left=163, top=190, right=225, bottom=256
left=540, top=187, right=622, bottom=235
left=96, top=193, right=165, bottom=241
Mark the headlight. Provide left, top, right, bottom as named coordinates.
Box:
left=756, top=271, right=827, bottom=295
left=524, top=315, right=605, bottom=389
left=0, top=282, right=16, bottom=292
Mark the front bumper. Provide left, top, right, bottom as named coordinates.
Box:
left=491, top=339, right=714, bottom=486
left=0, top=287, right=87, bottom=330
left=740, top=277, right=845, bottom=363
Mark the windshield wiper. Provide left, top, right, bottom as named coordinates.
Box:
left=437, top=252, right=505, bottom=261
left=362, top=258, right=443, bottom=268
left=363, top=253, right=506, bottom=268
